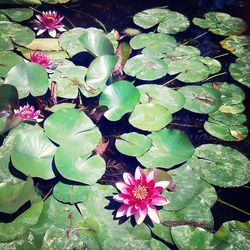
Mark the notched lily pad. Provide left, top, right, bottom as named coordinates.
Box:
left=0, top=8, right=34, bottom=22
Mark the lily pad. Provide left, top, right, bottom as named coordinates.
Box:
left=0, top=50, right=24, bottom=78
left=4, top=62, right=49, bottom=99
left=137, top=84, right=185, bottom=113
left=49, top=63, right=88, bottom=99
left=229, top=57, right=250, bottom=88
left=0, top=8, right=34, bottom=22
left=115, top=132, right=152, bottom=157
left=55, top=146, right=106, bottom=185
left=44, top=108, right=101, bottom=155
left=193, top=12, right=247, bottom=36
left=188, top=144, right=250, bottom=187
left=99, top=80, right=140, bottom=121
left=0, top=21, right=35, bottom=50
left=133, top=8, right=190, bottom=34
left=129, top=103, right=172, bottom=131
left=208, top=111, right=246, bottom=125
left=130, top=32, right=177, bottom=58
left=124, top=54, right=168, bottom=81
left=45, top=102, right=76, bottom=113
left=11, top=125, right=57, bottom=180
left=86, top=55, right=118, bottom=91
left=178, top=86, right=221, bottom=113
left=53, top=182, right=91, bottom=204
left=220, top=35, right=250, bottom=58
left=219, top=103, right=245, bottom=114
left=26, top=38, right=62, bottom=51
left=137, top=128, right=194, bottom=168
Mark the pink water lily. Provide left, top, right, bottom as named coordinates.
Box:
left=34, top=10, right=66, bottom=37
left=29, top=51, right=53, bottom=69
left=14, top=105, right=40, bottom=121
left=114, top=166, right=170, bottom=225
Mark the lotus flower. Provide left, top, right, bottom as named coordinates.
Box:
left=14, top=105, right=40, bottom=121
left=29, top=51, right=53, bottom=69
left=34, top=10, right=66, bottom=37
left=113, top=167, right=170, bottom=225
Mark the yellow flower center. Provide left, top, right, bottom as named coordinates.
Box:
left=132, top=185, right=148, bottom=200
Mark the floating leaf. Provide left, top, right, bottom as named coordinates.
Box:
left=137, top=84, right=185, bottom=113
left=133, top=8, right=189, bottom=34
left=197, top=57, right=221, bottom=75
left=53, top=182, right=91, bottom=204
left=229, top=57, right=250, bottom=88
left=99, top=80, right=140, bottom=121
left=137, top=128, right=194, bottom=169
left=178, top=86, right=221, bottom=114
left=220, top=35, right=250, bottom=58
left=193, top=12, right=247, bottom=36
left=0, top=8, right=33, bottom=22
left=0, top=177, right=36, bottom=214
left=130, top=32, right=177, bottom=58
left=44, top=108, right=101, bottom=155
left=4, top=62, right=49, bottom=99
left=79, top=29, right=114, bottom=57
left=115, top=132, right=152, bottom=157
left=208, top=111, right=246, bottom=126
left=26, top=38, right=61, bottom=51
left=86, top=55, right=118, bottom=91
left=45, top=102, right=76, bottom=113
left=0, top=21, right=35, bottom=50
left=0, top=200, right=43, bottom=242
left=0, top=50, right=24, bottom=78
left=124, top=54, right=168, bottom=81
left=219, top=103, right=245, bottom=114
left=55, top=146, right=105, bottom=185
left=129, top=103, right=172, bottom=131
left=188, top=144, right=250, bottom=187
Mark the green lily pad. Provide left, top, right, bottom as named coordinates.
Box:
left=0, top=21, right=35, bottom=50
left=86, top=55, right=118, bottom=91
left=124, top=54, right=168, bottom=81
left=219, top=103, right=245, bottom=114
left=55, top=146, right=105, bottom=185
left=11, top=125, right=57, bottom=180
left=45, top=102, right=76, bottom=113
left=129, top=103, right=172, bottom=131
left=178, top=86, right=221, bottom=114
left=49, top=63, right=88, bottom=99
left=203, top=82, right=245, bottom=105
left=220, top=35, right=250, bottom=58
left=130, top=32, right=177, bottom=58
left=137, top=128, right=194, bottom=168
left=0, top=177, right=36, bottom=214
left=208, top=111, right=246, bottom=125
left=115, top=132, right=152, bottom=157
left=137, top=84, right=185, bottom=113
left=164, top=45, right=201, bottom=60
left=0, top=200, right=43, bottom=242
left=193, top=12, right=247, bottom=36
left=4, top=62, right=49, bottom=99
left=0, top=8, right=33, bottom=22
left=44, top=108, right=101, bottom=155
left=229, top=57, right=250, bottom=88
left=204, top=120, right=248, bottom=141
left=79, top=29, right=114, bottom=57
left=133, top=8, right=190, bottom=34
left=188, top=144, right=250, bottom=187
left=53, top=182, right=91, bottom=204
left=0, top=84, right=18, bottom=113
left=197, top=56, right=221, bottom=75
left=0, top=50, right=24, bottom=78
left=99, top=80, right=140, bottom=121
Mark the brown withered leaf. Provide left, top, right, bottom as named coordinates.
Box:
left=95, top=137, right=109, bottom=156
left=230, top=129, right=244, bottom=141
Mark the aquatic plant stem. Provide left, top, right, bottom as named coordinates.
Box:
left=62, top=5, right=107, bottom=32
left=203, top=72, right=227, bottom=82
left=182, top=31, right=208, bottom=45
left=42, top=187, right=53, bottom=201
left=162, top=76, right=178, bottom=86
left=217, top=198, right=250, bottom=216
left=213, top=53, right=230, bottom=59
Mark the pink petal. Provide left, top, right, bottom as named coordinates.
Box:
left=155, top=181, right=170, bottom=190
left=151, top=196, right=169, bottom=206
left=116, top=182, right=129, bottom=191
left=113, top=194, right=125, bottom=203
left=123, top=172, right=135, bottom=185
left=135, top=166, right=146, bottom=181
left=147, top=204, right=160, bottom=224
left=37, top=29, right=46, bottom=36
left=48, top=29, right=57, bottom=38
left=126, top=205, right=137, bottom=217
left=134, top=207, right=148, bottom=225
left=57, top=27, right=66, bottom=32
left=116, top=204, right=129, bottom=218
left=146, top=169, right=155, bottom=183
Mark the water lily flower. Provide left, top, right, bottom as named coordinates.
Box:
left=34, top=10, right=66, bottom=37
left=14, top=105, right=40, bottom=121
left=113, top=166, right=170, bottom=225
left=29, top=51, right=53, bottom=69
